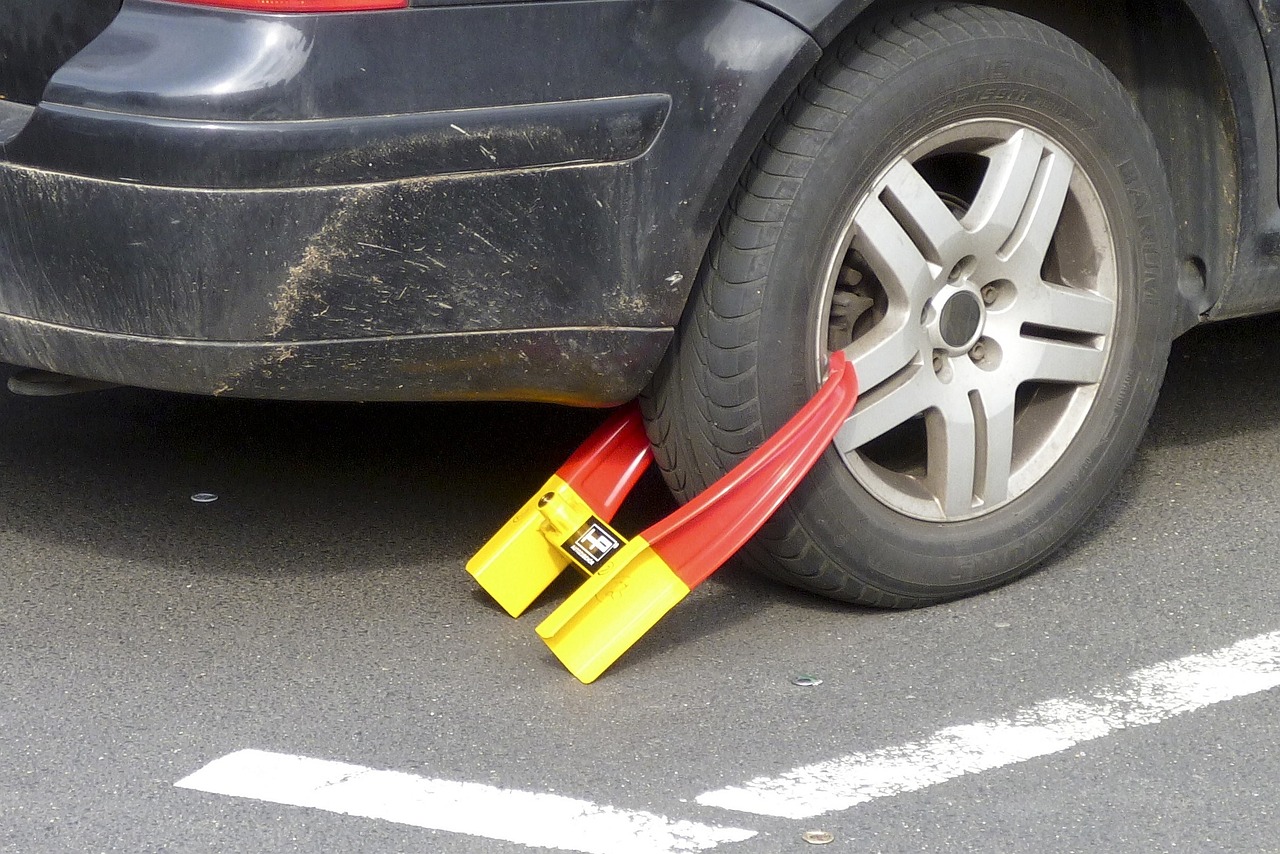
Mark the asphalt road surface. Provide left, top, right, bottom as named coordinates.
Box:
left=3, top=314, right=1280, bottom=854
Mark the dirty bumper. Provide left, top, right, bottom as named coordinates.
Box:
left=0, top=158, right=674, bottom=403
left=0, top=0, right=818, bottom=403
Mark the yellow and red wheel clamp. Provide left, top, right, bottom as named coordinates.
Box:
left=466, top=352, right=859, bottom=683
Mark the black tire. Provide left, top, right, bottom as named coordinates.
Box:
left=642, top=4, right=1178, bottom=606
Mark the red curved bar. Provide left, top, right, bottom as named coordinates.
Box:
left=642, top=352, right=859, bottom=588
left=558, top=402, right=653, bottom=521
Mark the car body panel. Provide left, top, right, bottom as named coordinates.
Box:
left=0, top=0, right=122, bottom=105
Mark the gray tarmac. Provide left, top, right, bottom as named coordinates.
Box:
left=2, top=314, right=1279, bottom=853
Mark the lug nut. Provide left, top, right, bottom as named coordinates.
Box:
left=981, top=284, right=998, bottom=305
left=932, top=353, right=944, bottom=373
left=970, top=342, right=986, bottom=362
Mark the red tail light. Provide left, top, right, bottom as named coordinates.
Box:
left=164, top=0, right=408, bottom=11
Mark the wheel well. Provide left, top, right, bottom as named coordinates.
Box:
left=840, top=0, right=1239, bottom=326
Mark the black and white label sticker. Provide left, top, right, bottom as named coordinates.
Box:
left=563, top=518, right=623, bottom=570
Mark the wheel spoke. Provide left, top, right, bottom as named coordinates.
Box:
left=920, top=386, right=1016, bottom=516
left=1014, top=336, right=1107, bottom=385
left=925, top=396, right=978, bottom=517
left=854, top=160, right=962, bottom=304
left=1019, top=280, right=1114, bottom=337
left=878, top=159, right=966, bottom=267
left=999, top=144, right=1073, bottom=274
left=972, top=388, right=1015, bottom=509
left=964, top=130, right=1071, bottom=268
left=833, top=364, right=930, bottom=454
left=839, top=322, right=919, bottom=396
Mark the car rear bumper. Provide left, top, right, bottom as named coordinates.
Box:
left=0, top=0, right=817, bottom=402
left=0, top=150, right=675, bottom=403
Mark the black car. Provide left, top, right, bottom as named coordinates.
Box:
left=0, top=0, right=1266, bottom=605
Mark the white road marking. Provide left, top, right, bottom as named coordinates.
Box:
left=177, top=631, right=1280, bottom=849
left=698, top=629, right=1280, bottom=819
left=175, top=749, right=755, bottom=854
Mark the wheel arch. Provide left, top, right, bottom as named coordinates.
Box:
left=752, top=0, right=1267, bottom=330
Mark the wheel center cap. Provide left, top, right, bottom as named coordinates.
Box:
left=925, top=284, right=985, bottom=353
left=940, top=290, right=983, bottom=347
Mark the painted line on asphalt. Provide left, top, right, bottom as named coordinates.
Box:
left=698, top=628, right=1280, bottom=819
left=176, top=630, right=1280, bottom=849
left=175, top=748, right=755, bottom=854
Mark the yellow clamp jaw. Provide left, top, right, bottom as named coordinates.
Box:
left=466, top=475, right=604, bottom=617
left=466, top=404, right=653, bottom=619
left=535, top=536, right=690, bottom=684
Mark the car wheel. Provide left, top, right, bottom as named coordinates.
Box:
left=642, top=4, right=1178, bottom=606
